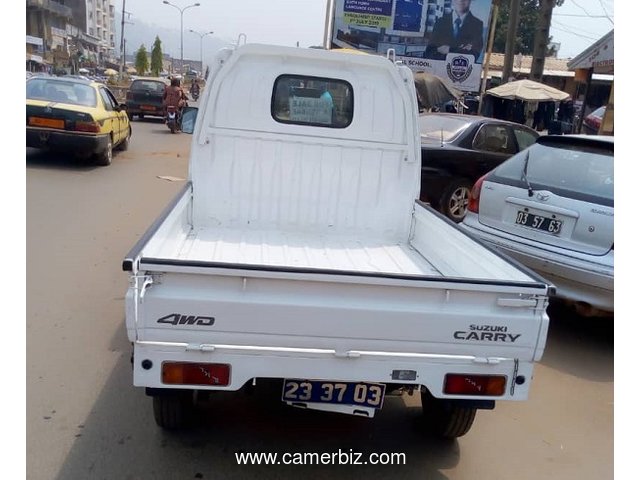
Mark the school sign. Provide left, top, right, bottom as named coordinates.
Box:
left=327, top=0, right=493, bottom=92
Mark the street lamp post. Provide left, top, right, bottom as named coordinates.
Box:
left=162, top=1, right=200, bottom=74
left=189, top=29, right=214, bottom=73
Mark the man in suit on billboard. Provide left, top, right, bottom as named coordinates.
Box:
left=426, top=0, right=485, bottom=62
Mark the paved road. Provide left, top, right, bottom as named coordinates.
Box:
left=26, top=118, right=613, bottom=480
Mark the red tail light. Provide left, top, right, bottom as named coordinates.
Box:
left=444, top=374, right=506, bottom=396
left=162, top=362, right=231, bottom=386
left=468, top=173, right=489, bottom=214
left=74, top=121, right=101, bottom=133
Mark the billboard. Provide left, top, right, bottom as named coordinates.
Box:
left=329, top=0, right=493, bottom=92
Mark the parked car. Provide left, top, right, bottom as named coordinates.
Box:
left=26, top=76, right=131, bottom=166
left=419, top=113, right=539, bottom=222
left=461, top=135, right=614, bottom=316
left=582, top=106, right=606, bottom=135
left=124, top=77, right=169, bottom=120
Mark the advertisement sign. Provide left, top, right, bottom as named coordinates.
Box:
left=330, top=0, right=492, bottom=92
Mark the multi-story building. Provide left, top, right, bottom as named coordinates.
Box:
left=66, top=0, right=117, bottom=66
left=26, top=0, right=74, bottom=71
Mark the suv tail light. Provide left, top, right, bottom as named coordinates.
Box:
left=468, top=173, right=489, bottom=214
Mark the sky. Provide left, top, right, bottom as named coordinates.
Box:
left=549, top=0, right=614, bottom=58
left=119, top=0, right=329, bottom=51
left=115, top=0, right=614, bottom=59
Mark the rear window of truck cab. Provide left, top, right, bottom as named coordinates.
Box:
left=271, top=75, right=353, bottom=128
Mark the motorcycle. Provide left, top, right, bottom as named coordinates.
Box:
left=166, top=105, right=183, bottom=134
left=190, top=87, right=200, bottom=101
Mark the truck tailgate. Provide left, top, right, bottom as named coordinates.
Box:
left=128, top=264, right=547, bottom=361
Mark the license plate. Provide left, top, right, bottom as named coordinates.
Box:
left=515, top=210, right=563, bottom=234
left=29, top=117, right=64, bottom=129
left=140, top=105, right=156, bottom=111
left=282, top=379, right=385, bottom=409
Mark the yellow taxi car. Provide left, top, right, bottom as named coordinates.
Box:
left=26, top=76, right=131, bottom=166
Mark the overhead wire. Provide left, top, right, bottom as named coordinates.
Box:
left=550, top=20, right=600, bottom=41
left=596, top=0, right=614, bottom=25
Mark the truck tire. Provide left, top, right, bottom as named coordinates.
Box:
left=421, top=389, right=477, bottom=438
left=439, top=179, right=472, bottom=223
left=152, top=393, right=193, bottom=429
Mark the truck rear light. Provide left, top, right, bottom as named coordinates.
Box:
left=468, top=173, right=489, bottom=214
left=162, top=362, right=230, bottom=386
left=74, top=121, right=101, bottom=133
left=444, top=374, right=506, bottom=396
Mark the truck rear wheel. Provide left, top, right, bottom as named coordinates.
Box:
left=421, top=389, right=477, bottom=438
left=152, top=393, right=193, bottom=429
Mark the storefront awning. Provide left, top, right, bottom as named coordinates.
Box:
left=568, top=30, right=614, bottom=74
left=26, top=53, right=44, bottom=64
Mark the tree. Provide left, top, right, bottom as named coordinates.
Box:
left=150, top=36, right=163, bottom=76
left=493, top=0, right=565, bottom=56
left=135, top=44, right=149, bottom=75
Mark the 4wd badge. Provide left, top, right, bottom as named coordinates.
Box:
left=157, top=313, right=215, bottom=326
left=446, top=55, right=473, bottom=83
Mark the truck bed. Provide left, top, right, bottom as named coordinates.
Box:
left=173, top=226, right=441, bottom=276
left=130, top=183, right=538, bottom=286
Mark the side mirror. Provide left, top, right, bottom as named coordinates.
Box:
left=181, top=106, right=198, bottom=134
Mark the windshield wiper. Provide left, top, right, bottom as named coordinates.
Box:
left=521, top=151, right=535, bottom=197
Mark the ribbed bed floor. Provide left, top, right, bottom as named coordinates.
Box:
left=173, top=227, right=442, bottom=276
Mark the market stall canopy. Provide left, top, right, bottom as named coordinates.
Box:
left=413, top=72, right=462, bottom=110
left=485, top=79, right=570, bottom=102
left=104, top=68, right=118, bottom=76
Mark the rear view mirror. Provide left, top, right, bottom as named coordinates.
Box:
left=181, top=107, right=198, bottom=134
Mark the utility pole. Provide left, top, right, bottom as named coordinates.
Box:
left=529, top=0, right=556, bottom=82
left=501, top=0, right=521, bottom=84
left=478, top=1, right=499, bottom=114
left=119, top=0, right=126, bottom=77
left=323, top=0, right=335, bottom=49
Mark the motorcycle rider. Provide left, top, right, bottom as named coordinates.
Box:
left=163, top=76, right=187, bottom=129
left=190, top=80, right=200, bottom=100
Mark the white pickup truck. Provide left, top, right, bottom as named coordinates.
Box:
left=123, top=43, right=551, bottom=438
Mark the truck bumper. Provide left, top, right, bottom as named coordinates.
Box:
left=132, top=340, right=535, bottom=402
